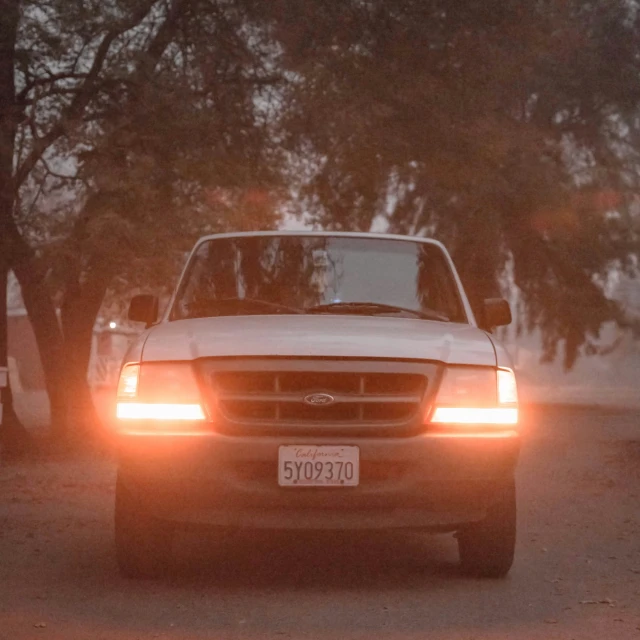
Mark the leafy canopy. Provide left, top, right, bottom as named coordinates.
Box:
left=274, top=0, right=640, bottom=367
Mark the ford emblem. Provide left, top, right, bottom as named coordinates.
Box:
left=303, top=392, right=335, bottom=407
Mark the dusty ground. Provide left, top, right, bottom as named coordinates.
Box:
left=1, top=405, right=639, bottom=640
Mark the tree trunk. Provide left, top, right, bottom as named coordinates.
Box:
left=0, top=0, right=31, bottom=455
left=59, top=266, right=112, bottom=441
left=11, top=252, right=69, bottom=439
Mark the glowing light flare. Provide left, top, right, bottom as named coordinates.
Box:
left=424, top=430, right=518, bottom=439
left=116, top=402, right=206, bottom=421
left=430, top=407, right=518, bottom=425
left=117, top=427, right=213, bottom=437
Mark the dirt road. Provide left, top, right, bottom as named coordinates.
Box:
left=1, top=406, right=639, bottom=639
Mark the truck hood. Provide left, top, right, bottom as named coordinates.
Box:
left=141, top=315, right=496, bottom=366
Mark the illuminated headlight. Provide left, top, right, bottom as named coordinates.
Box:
left=428, top=367, right=518, bottom=427
left=497, top=368, right=518, bottom=405
left=117, top=364, right=139, bottom=398
left=116, top=402, right=205, bottom=421
left=115, top=362, right=208, bottom=431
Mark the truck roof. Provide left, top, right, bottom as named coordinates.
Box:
left=195, top=230, right=447, bottom=252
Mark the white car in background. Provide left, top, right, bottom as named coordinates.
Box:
left=113, top=232, right=519, bottom=578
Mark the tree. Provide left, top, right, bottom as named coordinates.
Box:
left=0, top=0, right=33, bottom=450
left=275, top=0, right=640, bottom=367
left=1, top=0, right=284, bottom=444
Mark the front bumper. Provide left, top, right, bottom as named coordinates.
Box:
left=116, top=428, right=520, bottom=531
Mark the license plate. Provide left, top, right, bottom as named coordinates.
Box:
left=278, top=446, right=360, bottom=487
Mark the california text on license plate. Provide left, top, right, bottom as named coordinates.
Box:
left=278, top=446, right=360, bottom=487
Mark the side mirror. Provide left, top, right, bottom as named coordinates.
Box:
left=128, top=294, right=159, bottom=327
left=480, top=298, right=512, bottom=330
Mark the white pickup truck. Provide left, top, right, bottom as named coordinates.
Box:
left=114, top=231, right=520, bottom=578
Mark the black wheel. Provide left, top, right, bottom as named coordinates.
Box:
left=115, top=475, right=173, bottom=579
left=457, top=479, right=516, bottom=578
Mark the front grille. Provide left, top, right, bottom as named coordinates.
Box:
left=213, top=370, right=426, bottom=426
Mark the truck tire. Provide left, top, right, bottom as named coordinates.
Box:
left=115, top=476, right=173, bottom=579
left=457, top=478, right=516, bottom=578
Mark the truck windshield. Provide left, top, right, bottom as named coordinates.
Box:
left=170, top=235, right=466, bottom=323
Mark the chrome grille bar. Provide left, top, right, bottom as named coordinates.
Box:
left=213, top=369, right=427, bottom=426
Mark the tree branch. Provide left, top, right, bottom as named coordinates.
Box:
left=14, top=0, right=160, bottom=189
left=135, top=0, right=190, bottom=83
left=19, top=86, right=85, bottom=106
left=23, top=178, right=45, bottom=221
left=16, top=72, right=89, bottom=105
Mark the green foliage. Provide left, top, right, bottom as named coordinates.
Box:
left=274, top=0, right=640, bottom=368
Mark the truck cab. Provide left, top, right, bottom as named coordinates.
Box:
left=114, top=232, right=519, bottom=578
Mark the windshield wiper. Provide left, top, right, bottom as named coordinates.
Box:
left=186, top=297, right=304, bottom=318
left=306, top=302, right=449, bottom=322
